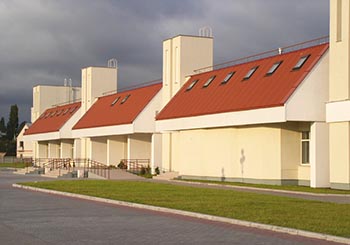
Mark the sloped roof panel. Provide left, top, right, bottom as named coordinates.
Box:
left=24, top=102, right=81, bottom=135
left=73, top=83, right=162, bottom=130
left=156, top=43, right=329, bottom=121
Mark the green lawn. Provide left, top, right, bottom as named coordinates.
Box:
left=0, top=162, right=27, bottom=168
left=177, top=179, right=350, bottom=194
left=21, top=180, right=350, bottom=238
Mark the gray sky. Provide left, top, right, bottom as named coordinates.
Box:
left=0, top=0, right=329, bottom=123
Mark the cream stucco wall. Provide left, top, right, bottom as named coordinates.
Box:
left=329, top=0, right=350, bottom=101
left=328, top=0, right=350, bottom=190
left=31, top=85, right=81, bottom=123
left=81, top=67, right=117, bottom=115
left=60, top=140, right=74, bottom=158
left=329, top=122, right=350, bottom=189
left=171, top=123, right=311, bottom=185
left=16, top=124, right=33, bottom=158
left=48, top=141, right=60, bottom=158
left=107, top=135, right=127, bottom=166
left=90, top=137, right=108, bottom=163
left=127, top=134, right=152, bottom=161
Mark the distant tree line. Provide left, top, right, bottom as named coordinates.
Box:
left=0, top=104, right=26, bottom=156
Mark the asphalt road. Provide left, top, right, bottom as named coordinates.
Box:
left=0, top=170, right=343, bottom=245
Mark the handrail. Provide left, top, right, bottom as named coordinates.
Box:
left=84, top=159, right=110, bottom=179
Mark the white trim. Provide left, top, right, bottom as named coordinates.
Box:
left=326, top=100, right=350, bottom=122
left=156, top=106, right=286, bottom=131
left=72, top=124, right=134, bottom=138
left=23, top=132, right=60, bottom=141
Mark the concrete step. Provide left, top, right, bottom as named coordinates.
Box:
left=44, top=169, right=72, bottom=178
left=153, top=171, right=179, bottom=181
left=14, top=167, right=44, bottom=175
left=14, top=167, right=35, bottom=175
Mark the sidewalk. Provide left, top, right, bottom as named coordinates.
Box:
left=151, top=179, right=350, bottom=204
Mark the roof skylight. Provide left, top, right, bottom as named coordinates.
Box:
left=186, top=79, right=199, bottom=91
left=63, top=109, right=69, bottom=115
left=121, top=95, right=130, bottom=104
left=293, top=55, right=310, bottom=70
left=221, top=72, right=235, bottom=84
left=243, top=66, right=259, bottom=80
left=266, top=61, right=282, bottom=76
left=203, top=76, right=216, bottom=88
left=111, top=96, right=120, bottom=106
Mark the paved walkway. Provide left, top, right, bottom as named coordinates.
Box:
left=155, top=179, right=350, bottom=204
left=1, top=170, right=342, bottom=245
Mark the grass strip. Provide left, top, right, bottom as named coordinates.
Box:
left=177, top=179, right=350, bottom=194
left=21, top=180, right=350, bottom=238
left=0, top=162, right=27, bottom=168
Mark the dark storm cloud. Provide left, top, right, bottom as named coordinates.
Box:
left=0, top=0, right=329, bottom=122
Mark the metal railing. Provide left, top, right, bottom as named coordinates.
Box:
left=25, top=158, right=111, bottom=179
left=84, top=159, right=110, bottom=179
left=194, top=36, right=329, bottom=74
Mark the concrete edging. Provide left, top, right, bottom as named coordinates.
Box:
left=12, top=183, right=350, bottom=245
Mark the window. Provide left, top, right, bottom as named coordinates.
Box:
left=301, top=131, right=310, bottom=164
left=243, top=66, right=259, bottom=80
left=70, top=107, right=77, bottom=113
left=56, top=110, right=62, bottom=116
left=111, top=96, right=120, bottom=106
left=121, top=94, right=130, bottom=104
left=19, top=141, right=24, bottom=148
left=293, top=55, right=310, bottom=70
left=203, top=76, right=216, bottom=88
left=266, top=61, right=282, bottom=76
left=186, top=79, right=199, bottom=91
left=221, top=72, right=235, bottom=84
left=62, top=109, right=69, bottom=115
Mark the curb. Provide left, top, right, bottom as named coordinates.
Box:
left=12, top=183, right=350, bottom=245
left=170, top=180, right=350, bottom=198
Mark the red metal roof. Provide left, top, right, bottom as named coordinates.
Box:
left=24, top=102, right=81, bottom=135
left=156, top=43, right=329, bottom=121
left=73, top=83, right=162, bottom=130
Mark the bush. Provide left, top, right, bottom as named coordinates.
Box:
left=117, top=161, right=127, bottom=169
left=155, top=167, right=160, bottom=175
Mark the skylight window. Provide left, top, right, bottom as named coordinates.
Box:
left=63, top=109, right=69, bottom=115
left=203, top=76, right=216, bottom=88
left=70, top=107, right=76, bottom=113
left=50, top=111, right=56, bottom=117
left=243, top=66, right=259, bottom=80
left=266, top=61, right=282, bottom=76
left=293, top=55, right=310, bottom=70
left=56, top=110, right=62, bottom=116
left=111, top=96, right=120, bottom=106
left=121, top=95, right=130, bottom=104
left=186, top=79, right=199, bottom=91
left=221, top=72, right=235, bottom=84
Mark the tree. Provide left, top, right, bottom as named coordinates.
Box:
left=0, top=117, right=5, bottom=133
left=6, top=104, right=18, bottom=141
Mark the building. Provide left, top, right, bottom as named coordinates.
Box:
left=23, top=0, right=350, bottom=190
left=16, top=123, right=33, bottom=158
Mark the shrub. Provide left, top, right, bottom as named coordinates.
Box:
left=155, top=167, right=160, bottom=175
left=117, top=161, right=127, bottom=169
